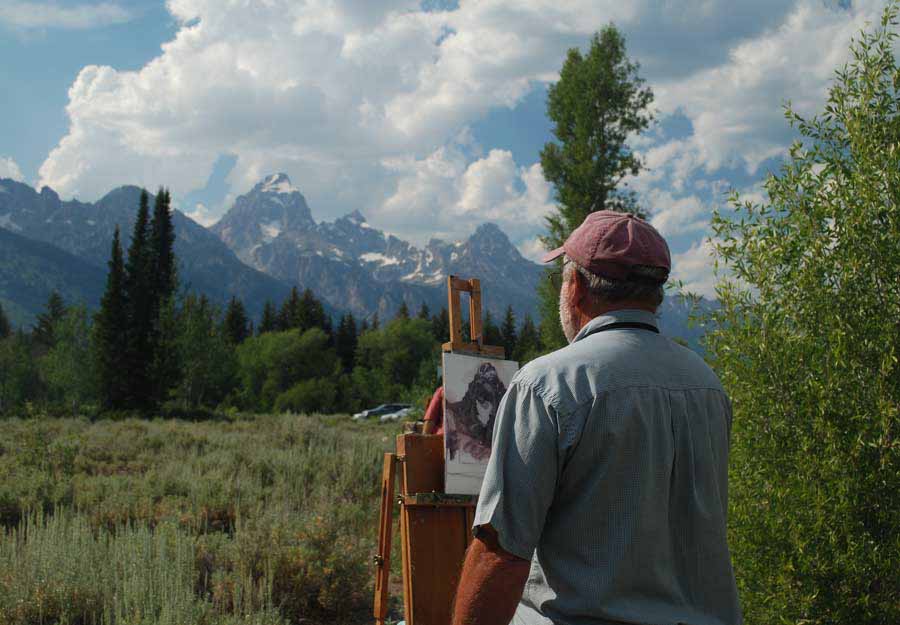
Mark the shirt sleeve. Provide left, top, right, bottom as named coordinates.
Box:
left=473, top=379, right=559, bottom=561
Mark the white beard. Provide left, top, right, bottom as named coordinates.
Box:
left=559, top=291, right=578, bottom=344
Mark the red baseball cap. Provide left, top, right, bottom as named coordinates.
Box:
left=542, top=210, right=670, bottom=281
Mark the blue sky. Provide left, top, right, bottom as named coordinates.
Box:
left=0, top=0, right=882, bottom=295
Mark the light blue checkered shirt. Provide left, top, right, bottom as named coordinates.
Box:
left=474, top=309, right=742, bottom=625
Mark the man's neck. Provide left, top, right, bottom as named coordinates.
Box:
left=574, top=301, right=657, bottom=335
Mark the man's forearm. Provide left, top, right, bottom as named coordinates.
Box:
left=452, top=526, right=531, bottom=625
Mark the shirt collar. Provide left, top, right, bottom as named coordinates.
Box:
left=573, top=308, right=660, bottom=343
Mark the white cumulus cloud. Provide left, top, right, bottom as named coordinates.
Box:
left=0, top=156, right=24, bottom=181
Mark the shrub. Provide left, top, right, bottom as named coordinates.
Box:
left=706, top=7, right=900, bottom=623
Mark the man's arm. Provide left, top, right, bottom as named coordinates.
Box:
left=452, top=524, right=531, bottom=625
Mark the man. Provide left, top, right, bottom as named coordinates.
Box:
left=452, top=211, right=742, bottom=625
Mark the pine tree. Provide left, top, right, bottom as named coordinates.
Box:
left=417, top=303, right=430, bottom=320
left=223, top=296, right=251, bottom=344
left=278, top=287, right=301, bottom=331
left=500, top=305, right=517, bottom=359
left=371, top=312, right=380, bottom=331
left=298, top=288, right=329, bottom=332
left=259, top=300, right=277, bottom=334
left=396, top=301, right=410, bottom=320
left=514, top=314, right=541, bottom=363
left=94, top=227, right=130, bottom=410
left=359, top=318, right=370, bottom=334
left=33, top=291, right=66, bottom=349
left=335, top=313, right=358, bottom=372
left=0, top=302, right=12, bottom=340
left=538, top=25, right=653, bottom=351
left=124, top=189, right=154, bottom=409
left=149, top=187, right=177, bottom=304
left=482, top=310, right=503, bottom=346
left=431, top=308, right=450, bottom=343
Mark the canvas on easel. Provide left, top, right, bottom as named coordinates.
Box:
left=442, top=352, right=518, bottom=494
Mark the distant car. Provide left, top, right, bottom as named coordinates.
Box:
left=379, top=407, right=414, bottom=422
left=352, top=403, right=412, bottom=421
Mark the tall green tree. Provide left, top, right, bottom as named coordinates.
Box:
left=482, top=310, right=502, bottom=346
left=0, top=302, right=11, bottom=340
left=149, top=188, right=177, bottom=306
left=500, top=305, right=517, bottom=359
left=514, top=314, right=541, bottom=364
left=259, top=300, right=277, bottom=334
left=396, top=301, right=410, bottom=320
left=94, top=227, right=130, bottom=410
left=538, top=24, right=654, bottom=351
left=33, top=290, right=66, bottom=350
left=335, top=313, right=358, bottom=373
left=417, top=303, right=430, bottom=320
left=223, top=296, right=251, bottom=345
left=278, top=287, right=301, bottom=331
left=431, top=308, right=449, bottom=343
left=123, top=190, right=154, bottom=408
left=705, top=8, right=900, bottom=622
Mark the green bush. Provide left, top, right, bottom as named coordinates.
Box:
left=275, top=378, right=338, bottom=414
left=706, top=7, right=900, bottom=623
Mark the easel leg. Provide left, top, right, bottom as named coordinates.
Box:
left=374, top=453, right=397, bottom=625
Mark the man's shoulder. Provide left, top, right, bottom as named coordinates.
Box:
left=512, top=333, right=726, bottom=412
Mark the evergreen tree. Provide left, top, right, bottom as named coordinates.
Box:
left=371, top=312, right=380, bottom=331
left=417, top=303, right=430, bottom=320
left=150, top=296, right=181, bottom=407
left=431, top=308, right=450, bottom=343
left=123, top=189, right=154, bottom=408
left=278, top=287, right=301, bottom=331
left=259, top=300, right=277, bottom=334
left=396, top=301, right=410, bottom=320
left=223, top=296, right=251, bottom=344
left=298, top=288, right=329, bottom=332
left=33, top=291, right=66, bottom=349
left=500, top=305, right=517, bottom=359
left=482, top=310, right=503, bottom=346
left=359, top=318, right=370, bottom=334
left=94, top=227, right=130, bottom=410
left=0, top=302, right=11, bottom=340
left=538, top=25, right=654, bottom=351
left=335, top=313, right=358, bottom=372
left=149, top=187, right=177, bottom=304
left=514, top=314, right=541, bottom=363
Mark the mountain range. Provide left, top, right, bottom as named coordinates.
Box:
left=0, top=174, right=708, bottom=348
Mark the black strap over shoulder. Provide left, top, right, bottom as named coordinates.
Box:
left=584, top=321, right=660, bottom=337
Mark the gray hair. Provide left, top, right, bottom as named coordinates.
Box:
left=563, top=255, right=667, bottom=308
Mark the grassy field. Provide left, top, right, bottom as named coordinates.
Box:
left=0, top=413, right=404, bottom=625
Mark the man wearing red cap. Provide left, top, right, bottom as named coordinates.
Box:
left=453, top=211, right=741, bottom=625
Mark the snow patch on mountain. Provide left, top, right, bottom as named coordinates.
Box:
left=360, top=252, right=400, bottom=266
left=261, top=174, right=298, bottom=195
left=260, top=221, right=282, bottom=240
left=0, top=213, right=21, bottom=231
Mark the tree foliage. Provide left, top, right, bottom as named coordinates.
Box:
left=538, top=24, right=654, bottom=351
left=0, top=302, right=11, bottom=340
left=706, top=8, right=900, bottom=622
left=94, top=227, right=129, bottom=411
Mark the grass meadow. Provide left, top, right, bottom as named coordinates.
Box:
left=0, top=413, right=404, bottom=625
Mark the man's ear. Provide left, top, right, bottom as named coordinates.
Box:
left=569, top=267, right=588, bottom=308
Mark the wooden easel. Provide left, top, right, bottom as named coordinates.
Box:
left=373, top=276, right=505, bottom=625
